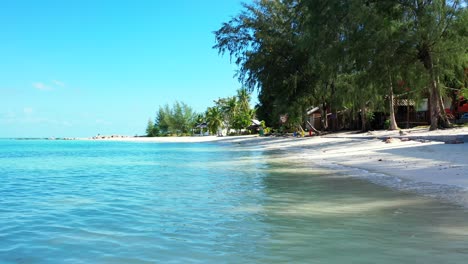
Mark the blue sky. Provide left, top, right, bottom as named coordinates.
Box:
left=0, top=0, right=253, bottom=138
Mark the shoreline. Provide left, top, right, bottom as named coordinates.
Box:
left=91, top=127, right=468, bottom=206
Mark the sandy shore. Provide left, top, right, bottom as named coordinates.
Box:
left=91, top=127, right=468, bottom=206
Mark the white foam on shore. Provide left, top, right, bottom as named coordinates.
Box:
left=300, top=154, right=468, bottom=207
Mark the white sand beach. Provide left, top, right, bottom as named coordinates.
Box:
left=90, top=127, right=468, bottom=206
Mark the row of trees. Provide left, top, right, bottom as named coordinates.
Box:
left=146, top=101, right=197, bottom=136
left=206, top=88, right=255, bottom=134
left=214, top=0, right=468, bottom=131
left=146, top=88, right=256, bottom=136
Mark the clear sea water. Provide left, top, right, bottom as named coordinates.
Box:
left=1, top=139, right=468, bottom=263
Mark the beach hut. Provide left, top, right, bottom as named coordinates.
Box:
left=247, top=119, right=262, bottom=133
left=394, top=98, right=430, bottom=128
left=195, top=123, right=207, bottom=136
left=306, top=107, right=321, bottom=130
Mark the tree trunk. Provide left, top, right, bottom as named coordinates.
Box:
left=331, top=82, right=337, bottom=132
left=429, top=80, right=439, bottom=131
left=436, top=63, right=452, bottom=128
left=418, top=44, right=441, bottom=130
left=424, top=53, right=440, bottom=131
left=427, top=75, right=452, bottom=129
left=388, top=74, right=399, bottom=130
left=437, top=86, right=452, bottom=128
left=321, top=102, right=328, bottom=131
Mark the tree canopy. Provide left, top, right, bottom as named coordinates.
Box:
left=148, top=101, right=197, bottom=136
left=146, top=88, right=256, bottom=137
left=214, top=0, right=468, bottom=131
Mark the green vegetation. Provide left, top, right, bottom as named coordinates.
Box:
left=212, top=88, right=255, bottom=134
left=147, top=101, right=197, bottom=136
left=146, top=88, right=257, bottom=137
left=145, top=118, right=157, bottom=137
left=145, top=1, right=467, bottom=136
left=214, top=0, right=467, bottom=131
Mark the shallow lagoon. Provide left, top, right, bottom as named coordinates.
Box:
left=1, top=140, right=468, bottom=263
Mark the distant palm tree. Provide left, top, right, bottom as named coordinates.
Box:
left=194, top=113, right=206, bottom=135
left=194, top=114, right=205, bottom=126
left=215, top=96, right=237, bottom=134
left=237, top=88, right=250, bottom=112
left=206, top=107, right=223, bottom=135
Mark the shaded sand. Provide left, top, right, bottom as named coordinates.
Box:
left=90, top=127, right=468, bottom=206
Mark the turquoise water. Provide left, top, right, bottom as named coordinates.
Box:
left=1, top=139, right=468, bottom=263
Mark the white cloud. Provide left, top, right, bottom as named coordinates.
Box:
left=23, top=107, right=33, bottom=115
left=52, top=80, right=65, bottom=87
left=32, top=82, right=52, bottom=91
left=32, top=80, right=67, bottom=91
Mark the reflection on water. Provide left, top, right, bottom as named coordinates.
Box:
left=0, top=140, right=467, bottom=263
left=257, top=160, right=468, bottom=263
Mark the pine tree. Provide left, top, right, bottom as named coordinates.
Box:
left=145, top=118, right=155, bottom=137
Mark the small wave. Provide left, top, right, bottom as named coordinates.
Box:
left=308, top=159, right=468, bottom=207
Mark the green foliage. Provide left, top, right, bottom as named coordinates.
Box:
left=214, top=0, right=468, bottom=131
left=214, top=96, right=237, bottom=133
left=366, top=112, right=375, bottom=123
left=232, top=89, right=254, bottom=132
left=205, top=106, right=223, bottom=135
left=232, top=111, right=251, bottom=131
left=384, top=119, right=391, bottom=130
left=147, top=90, right=256, bottom=137
left=263, top=127, right=271, bottom=135
left=210, top=88, right=255, bottom=135
left=145, top=118, right=156, bottom=137
left=194, top=114, right=205, bottom=126
left=462, top=88, right=468, bottom=98
left=153, top=101, right=197, bottom=136
left=155, top=106, right=169, bottom=134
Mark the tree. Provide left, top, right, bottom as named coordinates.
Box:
left=155, top=105, right=170, bottom=135
left=214, top=0, right=467, bottom=132
left=232, top=88, right=255, bottom=132
left=206, top=106, right=223, bottom=135
left=396, top=0, right=467, bottom=130
left=153, top=102, right=197, bottom=136
left=167, top=101, right=196, bottom=135
left=342, top=0, right=406, bottom=130
left=214, top=0, right=314, bottom=130
left=211, top=88, right=255, bottom=134
left=237, top=88, right=250, bottom=112
left=302, top=0, right=403, bottom=131
left=215, top=96, right=237, bottom=134
left=194, top=113, right=206, bottom=135
left=145, top=118, right=156, bottom=137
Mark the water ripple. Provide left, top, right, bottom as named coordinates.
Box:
left=1, top=140, right=468, bottom=263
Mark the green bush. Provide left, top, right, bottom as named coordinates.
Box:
left=384, top=119, right=390, bottom=129
left=366, top=111, right=375, bottom=123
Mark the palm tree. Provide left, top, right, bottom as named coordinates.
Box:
left=206, top=107, right=223, bottom=135
left=237, top=88, right=250, bottom=112
left=194, top=113, right=206, bottom=135
left=215, top=96, right=237, bottom=134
